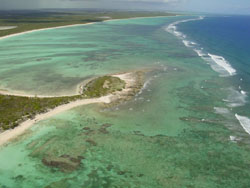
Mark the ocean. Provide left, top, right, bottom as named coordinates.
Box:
left=0, top=15, right=250, bottom=187
left=175, top=15, right=250, bottom=138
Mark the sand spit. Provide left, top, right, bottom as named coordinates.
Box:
left=0, top=23, right=95, bottom=41
left=0, top=15, right=175, bottom=42
left=0, top=95, right=112, bottom=147
left=0, top=78, right=90, bottom=97
left=0, top=72, right=142, bottom=147
left=0, top=89, right=81, bottom=98
left=0, top=26, right=17, bottom=30
left=0, top=89, right=71, bottom=98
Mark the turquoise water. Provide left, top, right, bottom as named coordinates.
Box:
left=177, top=16, right=250, bottom=117
left=0, top=16, right=250, bottom=187
left=0, top=17, right=185, bottom=96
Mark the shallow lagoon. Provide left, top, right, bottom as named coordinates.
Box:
left=0, top=16, right=250, bottom=187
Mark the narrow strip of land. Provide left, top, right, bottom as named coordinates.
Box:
left=0, top=15, right=174, bottom=42
left=0, top=23, right=94, bottom=41
left=0, top=72, right=143, bottom=147
left=0, top=95, right=111, bottom=147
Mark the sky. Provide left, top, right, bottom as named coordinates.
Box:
left=0, top=0, right=250, bottom=14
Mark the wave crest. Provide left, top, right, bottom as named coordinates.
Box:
left=166, top=16, right=236, bottom=77
left=235, top=114, right=250, bottom=135
left=208, top=53, right=236, bottom=76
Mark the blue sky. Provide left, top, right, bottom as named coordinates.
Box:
left=0, top=0, right=250, bottom=14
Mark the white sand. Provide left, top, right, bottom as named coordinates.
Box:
left=0, top=26, right=17, bottom=30
left=0, top=15, right=158, bottom=147
left=0, top=79, right=90, bottom=97
left=0, top=95, right=112, bottom=147
left=114, top=72, right=135, bottom=84
left=0, top=15, right=173, bottom=41
left=0, top=72, right=137, bottom=147
left=113, top=72, right=136, bottom=92
left=0, top=23, right=94, bottom=41
left=0, top=89, right=80, bottom=98
left=0, top=15, right=169, bottom=97
left=0, top=73, right=133, bottom=98
left=0, top=89, right=67, bottom=98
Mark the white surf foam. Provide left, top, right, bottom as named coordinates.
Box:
left=166, top=16, right=204, bottom=43
left=241, top=90, right=247, bottom=95
left=225, top=88, right=247, bottom=107
left=166, top=16, right=204, bottom=38
left=138, top=78, right=152, bottom=95
left=214, top=107, right=230, bottom=114
left=166, top=16, right=249, bottom=129
left=229, top=135, right=241, bottom=142
left=235, top=114, right=250, bottom=135
left=193, top=49, right=207, bottom=57
left=166, top=16, right=237, bottom=77
left=208, top=53, right=236, bottom=76
left=182, top=40, right=195, bottom=47
left=230, top=135, right=236, bottom=141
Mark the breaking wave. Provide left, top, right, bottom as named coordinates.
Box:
left=223, top=88, right=247, bottom=107
left=166, top=16, right=236, bottom=77
left=235, top=114, right=250, bottom=135
left=214, top=107, right=230, bottom=115
left=167, top=16, right=250, bottom=137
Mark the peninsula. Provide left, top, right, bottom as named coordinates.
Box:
left=0, top=71, right=144, bottom=147
left=0, top=10, right=177, bottom=38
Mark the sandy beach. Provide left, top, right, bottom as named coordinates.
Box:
left=0, top=73, right=134, bottom=98
left=0, top=89, right=73, bottom=98
left=0, top=16, right=161, bottom=98
left=0, top=26, right=17, bottom=30
left=0, top=14, right=152, bottom=147
left=0, top=23, right=95, bottom=41
left=0, top=76, right=91, bottom=97
left=0, top=15, right=173, bottom=41
left=0, top=95, right=111, bottom=146
left=0, top=72, right=139, bottom=147
left=0, top=95, right=112, bottom=147
left=0, top=88, right=81, bottom=98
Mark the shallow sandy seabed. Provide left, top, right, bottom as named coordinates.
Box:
left=0, top=72, right=142, bottom=147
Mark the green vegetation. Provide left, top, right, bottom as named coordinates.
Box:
left=83, top=76, right=126, bottom=97
left=0, top=94, right=84, bottom=130
left=0, top=75, right=126, bottom=131
left=0, top=9, right=160, bottom=131
left=0, top=10, right=177, bottom=37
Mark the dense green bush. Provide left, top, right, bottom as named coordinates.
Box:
left=0, top=94, right=83, bottom=130
left=83, top=76, right=125, bottom=97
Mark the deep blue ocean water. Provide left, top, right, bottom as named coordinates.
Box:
left=175, top=15, right=250, bottom=133
left=1, top=15, right=250, bottom=187
left=178, top=16, right=250, bottom=87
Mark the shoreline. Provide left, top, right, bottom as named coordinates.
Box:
left=0, top=72, right=141, bottom=147
left=0, top=77, right=89, bottom=98
left=0, top=15, right=171, bottom=98
left=0, top=15, right=174, bottom=41
left=0, top=71, right=138, bottom=98
left=0, top=95, right=112, bottom=147
left=0, top=88, right=81, bottom=98
left=0, top=26, right=17, bottom=31
left=0, top=89, right=77, bottom=98
left=0, top=23, right=95, bottom=41
left=0, top=15, right=173, bottom=97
